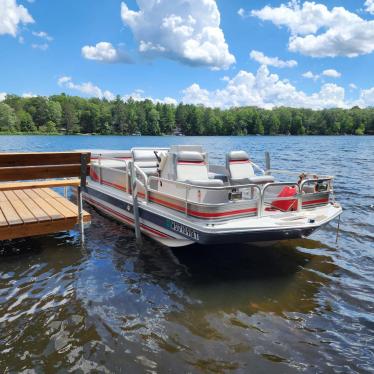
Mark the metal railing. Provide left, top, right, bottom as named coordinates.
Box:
left=90, top=156, right=334, bottom=220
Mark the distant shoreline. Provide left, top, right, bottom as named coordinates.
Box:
left=1, top=95, right=372, bottom=136
left=0, top=133, right=371, bottom=137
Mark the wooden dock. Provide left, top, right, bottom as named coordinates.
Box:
left=0, top=152, right=91, bottom=241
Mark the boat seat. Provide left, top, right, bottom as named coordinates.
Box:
left=176, top=151, right=209, bottom=182
left=133, top=149, right=159, bottom=177
left=226, top=151, right=275, bottom=185
left=185, top=179, right=224, bottom=187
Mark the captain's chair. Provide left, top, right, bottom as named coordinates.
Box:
left=226, top=151, right=275, bottom=186
left=176, top=151, right=223, bottom=187
left=132, top=149, right=159, bottom=176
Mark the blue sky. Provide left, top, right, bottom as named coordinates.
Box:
left=1, top=0, right=374, bottom=108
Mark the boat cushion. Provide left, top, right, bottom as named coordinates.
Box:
left=185, top=179, right=224, bottom=187
left=176, top=151, right=208, bottom=181
left=227, top=150, right=250, bottom=161
left=226, top=150, right=255, bottom=181
left=132, top=150, right=158, bottom=162
left=177, top=151, right=205, bottom=162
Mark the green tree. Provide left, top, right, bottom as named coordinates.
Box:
left=291, top=115, right=305, bottom=135
left=18, top=110, right=37, bottom=132
left=0, top=103, right=18, bottom=132
left=160, top=104, right=175, bottom=134
left=112, top=95, right=127, bottom=134
left=147, top=108, right=161, bottom=135
left=61, top=101, right=79, bottom=133
left=25, top=97, right=50, bottom=129
left=48, top=100, right=62, bottom=126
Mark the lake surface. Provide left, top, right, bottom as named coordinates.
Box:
left=0, top=135, right=373, bottom=373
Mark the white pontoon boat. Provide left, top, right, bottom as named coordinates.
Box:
left=81, top=146, right=342, bottom=247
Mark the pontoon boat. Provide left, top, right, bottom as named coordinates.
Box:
left=81, top=146, right=342, bottom=247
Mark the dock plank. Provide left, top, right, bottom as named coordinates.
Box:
left=0, top=179, right=81, bottom=191
left=0, top=192, right=23, bottom=225
left=0, top=209, right=8, bottom=227
left=3, top=190, right=37, bottom=224
left=41, top=188, right=90, bottom=222
left=0, top=217, right=78, bottom=241
left=23, top=189, right=64, bottom=221
left=13, top=190, right=51, bottom=222
left=34, top=188, right=76, bottom=219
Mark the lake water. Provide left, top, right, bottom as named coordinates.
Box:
left=0, top=135, right=373, bottom=373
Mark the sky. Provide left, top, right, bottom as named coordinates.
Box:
left=1, top=0, right=374, bottom=109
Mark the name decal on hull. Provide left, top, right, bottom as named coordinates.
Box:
left=167, top=220, right=200, bottom=241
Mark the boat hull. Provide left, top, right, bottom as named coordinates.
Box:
left=82, top=184, right=341, bottom=248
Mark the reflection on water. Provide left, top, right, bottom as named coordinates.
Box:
left=0, top=136, right=373, bottom=373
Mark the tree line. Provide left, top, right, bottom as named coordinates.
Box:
left=0, top=94, right=373, bottom=135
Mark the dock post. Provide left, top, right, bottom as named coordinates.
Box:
left=129, top=161, right=142, bottom=242
left=265, top=152, right=271, bottom=175
left=78, top=153, right=90, bottom=245
left=77, top=185, right=85, bottom=244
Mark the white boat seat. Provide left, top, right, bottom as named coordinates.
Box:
left=176, top=151, right=209, bottom=182
left=208, top=172, right=228, bottom=183
left=226, top=150, right=274, bottom=185
left=185, top=179, right=224, bottom=187
left=133, top=149, right=159, bottom=176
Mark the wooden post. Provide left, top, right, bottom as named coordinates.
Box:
left=129, top=161, right=141, bottom=242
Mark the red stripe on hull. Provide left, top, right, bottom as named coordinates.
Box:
left=90, top=169, right=127, bottom=191
left=302, top=198, right=329, bottom=206
left=143, top=193, right=257, bottom=218
left=84, top=195, right=172, bottom=239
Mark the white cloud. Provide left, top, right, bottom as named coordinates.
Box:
left=22, top=92, right=37, bottom=98
left=322, top=69, right=341, bottom=78
left=32, top=31, right=53, bottom=41
left=182, top=65, right=347, bottom=109
left=349, top=83, right=357, bottom=90
left=81, top=42, right=131, bottom=63
left=0, top=92, right=6, bottom=101
left=122, top=89, right=177, bottom=105
left=354, top=87, right=374, bottom=107
left=120, top=0, right=235, bottom=70
left=57, top=76, right=115, bottom=101
left=365, top=0, right=374, bottom=14
left=238, top=8, right=248, bottom=18
left=31, top=43, right=48, bottom=51
left=250, top=50, right=297, bottom=68
left=0, top=0, right=34, bottom=36
left=252, top=1, right=374, bottom=58
left=302, top=71, right=319, bottom=80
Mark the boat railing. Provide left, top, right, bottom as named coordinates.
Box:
left=147, top=176, right=262, bottom=218
left=91, top=158, right=334, bottom=219
left=261, top=182, right=302, bottom=215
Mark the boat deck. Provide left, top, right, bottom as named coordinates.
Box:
left=0, top=187, right=90, bottom=240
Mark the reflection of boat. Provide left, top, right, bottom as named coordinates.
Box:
left=81, top=145, right=342, bottom=247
